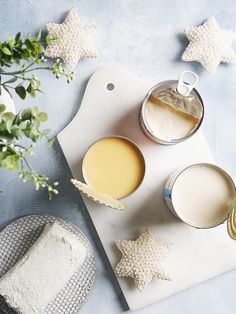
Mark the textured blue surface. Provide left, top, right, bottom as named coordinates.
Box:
left=0, top=0, right=236, bottom=313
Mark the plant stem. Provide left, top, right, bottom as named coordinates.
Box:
left=10, top=75, right=25, bottom=80
left=24, top=66, right=52, bottom=73
left=21, top=155, right=33, bottom=171
left=23, top=61, right=36, bottom=71
left=2, top=84, right=15, bottom=89
left=15, top=143, right=30, bottom=150
left=0, top=67, right=49, bottom=76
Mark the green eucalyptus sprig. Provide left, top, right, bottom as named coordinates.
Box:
left=0, top=104, right=58, bottom=199
left=0, top=31, right=74, bottom=99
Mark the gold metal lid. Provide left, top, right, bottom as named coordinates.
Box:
left=227, top=198, right=236, bottom=240
left=150, top=71, right=203, bottom=120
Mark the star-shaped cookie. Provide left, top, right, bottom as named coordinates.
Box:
left=45, top=8, right=98, bottom=71
left=182, top=17, right=236, bottom=73
left=115, top=230, right=171, bottom=290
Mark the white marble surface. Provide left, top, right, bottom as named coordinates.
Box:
left=58, top=67, right=236, bottom=311
left=0, top=1, right=236, bottom=313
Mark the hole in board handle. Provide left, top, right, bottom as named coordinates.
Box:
left=107, top=83, right=114, bottom=91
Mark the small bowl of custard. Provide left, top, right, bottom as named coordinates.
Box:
left=82, top=136, right=145, bottom=199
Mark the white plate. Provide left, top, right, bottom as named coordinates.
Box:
left=0, top=214, right=96, bottom=314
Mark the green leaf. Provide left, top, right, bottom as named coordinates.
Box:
left=31, top=106, right=40, bottom=117
left=2, top=47, right=12, bottom=55
left=3, top=112, right=15, bottom=121
left=47, top=138, right=55, bottom=147
left=19, top=120, right=29, bottom=130
left=36, top=30, right=41, bottom=41
left=21, top=108, right=32, bottom=120
left=8, top=37, right=15, bottom=47
left=42, top=128, right=51, bottom=136
left=37, top=112, right=48, bottom=122
left=0, top=104, right=6, bottom=112
left=45, top=34, right=53, bottom=45
left=6, top=120, right=13, bottom=133
left=15, top=85, right=26, bottom=99
left=25, top=39, right=34, bottom=51
left=26, top=82, right=36, bottom=97
left=29, top=127, right=41, bottom=142
left=15, top=32, right=21, bottom=43
left=10, top=124, right=21, bottom=138
left=12, top=48, right=22, bottom=59
left=0, top=132, right=13, bottom=141
left=2, top=59, right=12, bottom=67
left=33, top=43, right=44, bottom=53
left=33, top=119, right=40, bottom=128
left=0, top=151, right=9, bottom=161
left=4, top=77, right=18, bottom=84
left=26, top=82, right=32, bottom=92
left=1, top=154, right=20, bottom=170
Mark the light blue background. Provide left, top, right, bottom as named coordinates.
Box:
left=0, top=0, right=236, bottom=313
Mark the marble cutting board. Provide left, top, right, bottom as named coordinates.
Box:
left=58, top=67, right=236, bottom=311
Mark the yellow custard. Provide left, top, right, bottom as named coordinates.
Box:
left=82, top=137, right=145, bottom=198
